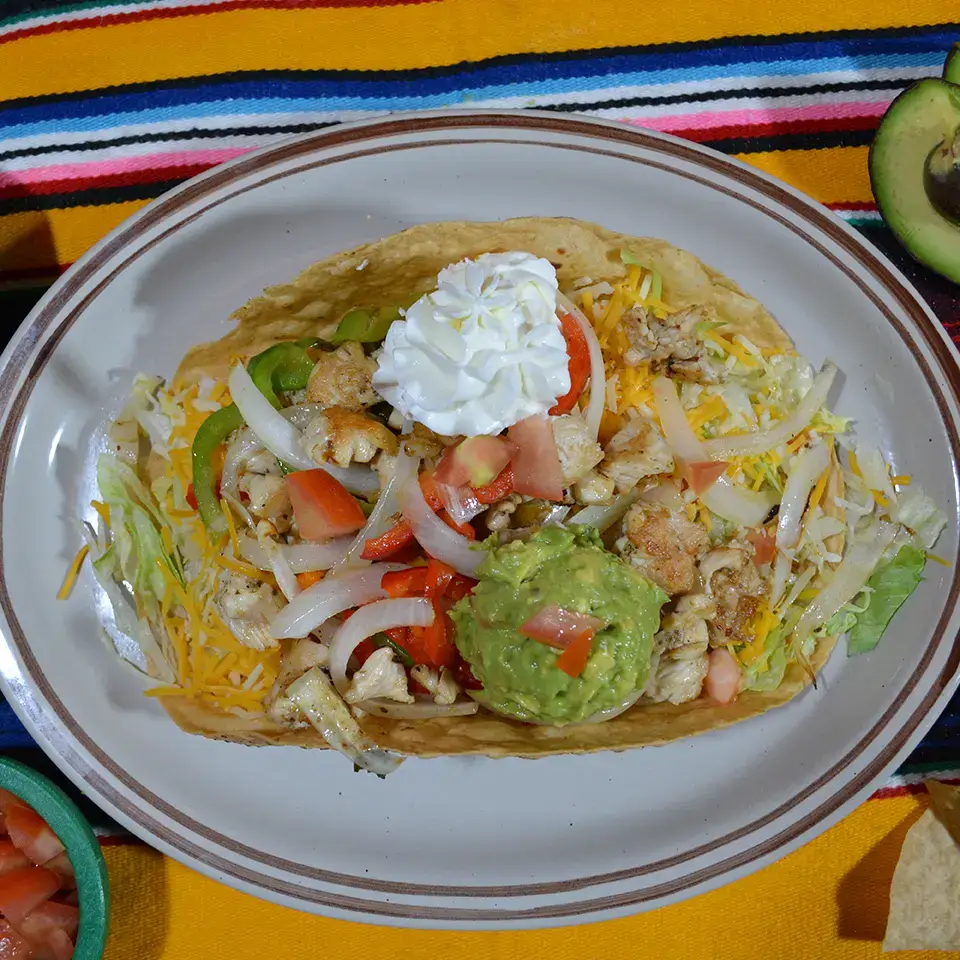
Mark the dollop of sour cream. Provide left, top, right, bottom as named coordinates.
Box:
left=372, top=252, right=570, bottom=436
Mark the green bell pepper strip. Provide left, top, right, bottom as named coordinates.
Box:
left=191, top=340, right=318, bottom=530
left=331, top=307, right=400, bottom=345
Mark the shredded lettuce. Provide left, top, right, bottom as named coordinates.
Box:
left=619, top=249, right=642, bottom=266
left=96, top=454, right=184, bottom=619
left=742, top=625, right=788, bottom=691
left=844, top=546, right=926, bottom=656
left=896, top=485, right=947, bottom=550
left=116, top=374, right=173, bottom=455
left=811, top=407, right=851, bottom=436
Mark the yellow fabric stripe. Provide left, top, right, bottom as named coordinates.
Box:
left=737, top=147, right=873, bottom=206
left=0, top=205, right=148, bottom=274
left=1, top=4, right=952, bottom=100
left=101, top=792, right=930, bottom=960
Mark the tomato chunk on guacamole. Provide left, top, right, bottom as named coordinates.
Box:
left=451, top=527, right=667, bottom=724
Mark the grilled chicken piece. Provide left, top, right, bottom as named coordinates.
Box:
left=621, top=503, right=709, bottom=595
left=551, top=411, right=603, bottom=486
left=302, top=407, right=399, bottom=467
left=599, top=416, right=673, bottom=493
left=305, top=342, right=378, bottom=411
left=701, top=548, right=766, bottom=646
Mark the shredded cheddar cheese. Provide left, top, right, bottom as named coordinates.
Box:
left=57, top=545, right=89, bottom=601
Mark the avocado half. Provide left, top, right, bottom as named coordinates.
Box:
left=869, top=78, right=960, bottom=283
left=945, top=42, right=960, bottom=84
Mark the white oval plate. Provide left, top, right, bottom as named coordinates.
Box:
left=0, top=112, right=958, bottom=929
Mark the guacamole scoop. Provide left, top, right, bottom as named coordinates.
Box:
left=451, top=526, right=668, bottom=725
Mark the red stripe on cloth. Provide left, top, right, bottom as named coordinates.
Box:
left=873, top=777, right=960, bottom=800
left=0, top=0, right=437, bottom=45
left=0, top=163, right=214, bottom=200
left=671, top=114, right=882, bottom=144
left=97, top=834, right=143, bottom=847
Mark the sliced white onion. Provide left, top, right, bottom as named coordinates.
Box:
left=569, top=489, right=641, bottom=532
left=780, top=564, right=817, bottom=613
left=700, top=480, right=776, bottom=528
left=220, top=429, right=262, bottom=502
left=777, top=441, right=831, bottom=551
left=578, top=691, right=643, bottom=724
left=653, top=375, right=704, bottom=461
left=328, top=597, right=435, bottom=694
left=357, top=697, right=479, bottom=719
left=330, top=451, right=420, bottom=575
left=557, top=292, right=605, bottom=440
left=791, top=521, right=897, bottom=648
left=400, top=475, right=481, bottom=577
left=702, top=363, right=837, bottom=459
left=238, top=536, right=352, bottom=574
left=770, top=549, right=793, bottom=608
left=268, top=563, right=406, bottom=639
left=229, top=365, right=317, bottom=470
left=256, top=525, right=300, bottom=603
left=654, top=375, right=774, bottom=527
left=437, top=482, right=485, bottom=525
left=855, top=444, right=897, bottom=507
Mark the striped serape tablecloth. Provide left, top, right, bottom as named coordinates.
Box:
left=1, top=2, right=960, bottom=957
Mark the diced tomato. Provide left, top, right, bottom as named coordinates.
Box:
left=452, top=657, right=483, bottom=691
left=381, top=568, right=428, bottom=599
left=507, top=416, right=565, bottom=502
left=0, top=793, right=24, bottom=818
left=18, top=901, right=78, bottom=950
left=0, top=844, right=29, bottom=878
left=747, top=528, right=777, bottom=567
left=40, top=855, right=73, bottom=893
left=549, top=313, right=591, bottom=416
left=295, top=569, right=325, bottom=590
left=434, top=437, right=518, bottom=489
left=0, top=868, right=59, bottom=925
left=424, top=559, right=455, bottom=600
left=555, top=631, right=595, bottom=678
left=705, top=648, right=741, bottom=704
left=409, top=599, right=458, bottom=669
left=682, top=459, right=731, bottom=495
left=445, top=575, right=477, bottom=603
left=4, top=809, right=63, bottom=868
left=286, top=470, right=366, bottom=540
left=0, top=920, right=33, bottom=960
left=361, top=520, right=415, bottom=561
left=520, top=606, right=605, bottom=650
left=473, top=465, right=514, bottom=505
left=42, top=929, right=74, bottom=960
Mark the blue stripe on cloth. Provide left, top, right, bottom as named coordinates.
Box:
left=0, top=40, right=953, bottom=134
left=0, top=699, right=47, bottom=748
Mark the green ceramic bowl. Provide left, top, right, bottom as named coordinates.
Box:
left=0, top=758, right=109, bottom=959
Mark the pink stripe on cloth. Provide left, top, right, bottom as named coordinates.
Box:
left=0, top=147, right=251, bottom=187
left=626, top=100, right=892, bottom=133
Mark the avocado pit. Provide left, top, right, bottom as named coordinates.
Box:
left=924, top=128, right=960, bottom=224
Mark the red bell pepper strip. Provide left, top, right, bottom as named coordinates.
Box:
left=473, top=465, right=514, bottom=505
left=381, top=568, right=429, bottom=598
left=424, top=559, right=456, bottom=599
left=548, top=313, right=591, bottom=416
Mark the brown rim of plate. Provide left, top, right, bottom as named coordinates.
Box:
left=0, top=112, right=958, bottom=921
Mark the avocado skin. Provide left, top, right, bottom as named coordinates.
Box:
left=944, top=42, right=960, bottom=85
left=869, top=78, right=960, bottom=284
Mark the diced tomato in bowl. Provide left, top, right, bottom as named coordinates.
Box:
left=0, top=759, right=110, bottom=960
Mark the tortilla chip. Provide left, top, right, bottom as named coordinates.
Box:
left=883, top=782, right=960, bottom=952
left=173, top=217, right=791, bottom=387
left=164, top=217, right=835, bottom=757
